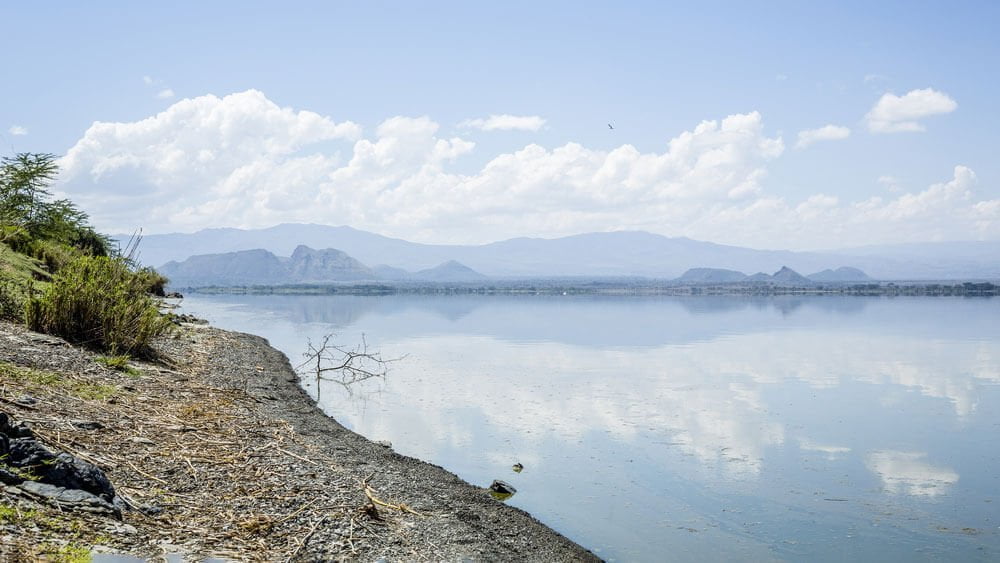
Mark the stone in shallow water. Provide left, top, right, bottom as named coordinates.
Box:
left=488, top=479, right=517, bottom=501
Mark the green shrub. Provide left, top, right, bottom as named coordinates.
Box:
left=26, top=255, right=171, bottom=357
left=0, top=225, right=32, bottom=253
left=134, top=267, right=169, bottom=297
left=0, top=277, right=28, bottom=320
left=25, top=238, right=77, bottom=272
left=0, top=243, right=48, bottom=321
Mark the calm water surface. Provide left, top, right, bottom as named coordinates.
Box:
left=179, top=294, right=1000, bottom=562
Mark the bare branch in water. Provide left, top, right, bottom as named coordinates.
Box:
left=296, top=334, right=404, bottom=393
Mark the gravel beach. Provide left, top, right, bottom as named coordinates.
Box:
left=0, top=319, right=599, bottom=561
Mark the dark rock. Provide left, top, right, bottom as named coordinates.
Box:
left=1, top=413, right=120, bottom=514
left=489, top=480, right=517, bottom=495
left=0, top=412, right=33, bottom=437
left=14, top=395, right=37, bottom=407
left=71, top=420, right=104, bottom=431
left=138, top=503, right=163, bottom=516
left=7, top=437, right=55, bottom=467
left=164, top=291, right=184, bottom=299
left=0, top=467, right=23, bottom=485
left=26, top=334, right=65, bottom=346
left=43, top=453, right=117, bottom=502
left=16, top=480, right=120, bottom=517
left=172, top=313, right=208, bottom=325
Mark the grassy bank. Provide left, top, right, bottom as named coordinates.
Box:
left=0, top=152, right=170, bottom=357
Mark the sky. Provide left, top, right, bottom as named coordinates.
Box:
left=2, top=1, right=999, bottom=250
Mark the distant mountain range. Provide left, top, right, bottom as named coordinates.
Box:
left=160, top=247, right=874, bottom=288
left=122, top=223, right=1000, bottom=281
left=158, top=245, right=489, bottom=287
left=677, top=266, right=873, bottom=285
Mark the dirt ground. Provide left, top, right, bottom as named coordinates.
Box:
left=0, top=320, right=598, bottom=562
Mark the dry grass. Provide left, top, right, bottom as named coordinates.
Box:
left=0, top=324, right=423, bottom=561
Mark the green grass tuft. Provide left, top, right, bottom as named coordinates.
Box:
left=0, top=242, right=48, bottom=321
left=0, top=361, right=119, bottom=401
left=44, top=543, right=92, bottom=563
left=95, top=355, right=141, bottom=376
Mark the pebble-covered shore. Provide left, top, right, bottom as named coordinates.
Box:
left=0, top=320, right=598, bottom=561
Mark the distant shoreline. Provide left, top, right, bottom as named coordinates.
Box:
left=180, top=280, right=1000, bottom=297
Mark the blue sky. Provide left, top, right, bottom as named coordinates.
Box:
left=2, top=1, right=998, bottom=249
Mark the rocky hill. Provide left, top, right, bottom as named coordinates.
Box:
left=158, top=249, right=287, bottom=287
left=122, top=223, right=1000, bottom=280
left=158, top=246, right=486, bottom=287
left=676, top=268, right=749, bottom=283
left=286, top=245, right=374, bottom=282
left=411, top=260, right=488, bottom=282
left=807, top=266, right=874, bottom=282
left=675, top=266, right=872, bottom=285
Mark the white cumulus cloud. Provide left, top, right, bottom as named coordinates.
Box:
left=59, top=90, right=361, bottom=230
left=795, top=124, right=850, bottom=148
left=865, top=88, right=957, bottom=133
left=55, top=90, right=1000, bottom=249
left=8, top=125, right=28, bottom=136
left=459, top=114, right=546, bottom=132
left=157, top=88, right=175, bottom=99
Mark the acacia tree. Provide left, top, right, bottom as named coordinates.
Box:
left=0, top=153, right=57, bottom=229
left=0, top=152, right=109, bottom=255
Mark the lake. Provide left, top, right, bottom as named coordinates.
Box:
left=179, top=294, right=1000, bottom=561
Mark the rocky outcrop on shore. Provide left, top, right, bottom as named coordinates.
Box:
left=0, top=411, right=123, bottom=517
left=0, top=320, right=598, bottom=561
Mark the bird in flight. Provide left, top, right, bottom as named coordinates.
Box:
left=608, top=123, right=614, bottom=130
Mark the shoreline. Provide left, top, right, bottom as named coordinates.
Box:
left=0, top=320, right=598, bottom=561
left=186, top=280, right=1000, bottom=297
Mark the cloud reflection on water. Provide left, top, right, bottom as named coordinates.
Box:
left=867, top=450, right=960, bottom=497
left=320, top=327, right=998, bottom=486
left=182, top=294, right=1000, bottom=560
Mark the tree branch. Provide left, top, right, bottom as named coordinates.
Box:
left=295, top=333, right=404, bottom=392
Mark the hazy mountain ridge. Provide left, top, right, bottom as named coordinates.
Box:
left=126, top=223, right=1000, bottom=281
left=158, top=246, right=486, bottom=287
left=807, top=267, right=873, bottom=282
left=676, top=266, right=873, bottom=285
left=158, top=249, right=288, bottom=287
left=286, top=246, right=374, bottom=282
left=162, top=248, right=874, bottom=289
left=412, top=260, right=488, bottom=282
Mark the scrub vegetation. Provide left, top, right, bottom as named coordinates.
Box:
left=0, top=152, right=170, bottom=358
